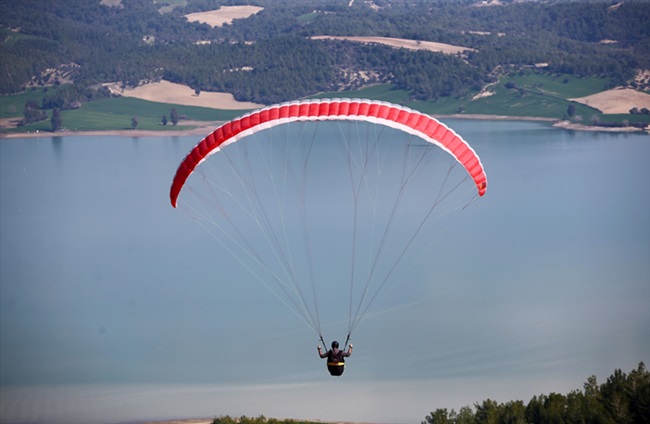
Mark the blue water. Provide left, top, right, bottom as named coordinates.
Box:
left=1, top=121, right=649, bottom=423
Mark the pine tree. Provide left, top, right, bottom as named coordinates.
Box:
left=51, top=108, right=62, bottom=132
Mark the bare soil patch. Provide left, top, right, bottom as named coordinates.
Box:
left=0, top=117, right=22, bottom=130
left=185, top=6, right=263, bottom=28
left=311, top=36, right=475, bottom=54
left=106, top=80, right=263, bottom=110
left=570, top=88, right=650, bottom=114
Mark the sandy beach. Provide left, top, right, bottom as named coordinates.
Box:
left=552, top=120, right=646, bottom=132
left=0, top=120, right=225, bottom=139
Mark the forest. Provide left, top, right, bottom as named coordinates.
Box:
left=207, top=363, right=650, bottom=424
left=1, top=0, right=649, bottom=107
left=422, top=362, right=650, bottom=424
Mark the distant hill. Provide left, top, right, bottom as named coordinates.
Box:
left=1, top=0, right=649, bottom=131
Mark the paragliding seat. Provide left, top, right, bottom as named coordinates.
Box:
left=327, top=361, right=345, bottom=376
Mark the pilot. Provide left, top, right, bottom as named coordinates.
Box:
left=318, top=340, right=352, bottom=376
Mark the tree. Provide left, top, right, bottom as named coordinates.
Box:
left=456, top=406, right=476, bottom=424
left=475, top=399, right=501, bottom=424
left=162, top=115, right=168, bottom=125
left=422, top=408, right=453, bottom=424
left=131, top=115, right=138, bottom=129
left=51, top=108, right=62, bottom=131
left=567, top=103, right=576, bottom=118
left=502, top=400, right=526, bottom=424
left=20, top=100, right=47, bottom=126
left=626, top=362, right=650, bottom=421
left=421, top=363, right=649, bottom=424
left=544, top=392, right=568, bottom=423
left=170, top=108, right=179, bottom=126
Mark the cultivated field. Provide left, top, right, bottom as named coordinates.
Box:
left=106, top=80, right=263, bottom=110
left=311, top=36, right=475, bottom=55
left=184, top=5, right=263, bottom=28
left=570, top=88, right=650, bottom=114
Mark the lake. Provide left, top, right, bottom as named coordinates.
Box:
left=1, top=120, right=649, bottom=424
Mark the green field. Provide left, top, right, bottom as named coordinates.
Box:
left=2, top=73, right=648, bottom=136
left=311, top=75, right=645, bottom=123
left=412, top=74, right=610, bottom=119
left=411, top=74, right=649, bottom=125
left=1, top=89, right=51, bottom=119
left=155, top=0, right=187, bottom=14
left=1, top=93, right=246, bottom=134
left=64, top=97, right=243, bottom=131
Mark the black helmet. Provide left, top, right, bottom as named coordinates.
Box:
left=331, top=341, right=339, bottom=348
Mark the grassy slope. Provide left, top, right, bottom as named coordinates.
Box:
left=414, top=74, right=649, bottom=125
left=415, top=75, right=608, bottom=118
left=2, top=74, right=648, bottom=135
left=1, top=94, right=244, bottom=134
left=314, top=75, right=649, bottom=125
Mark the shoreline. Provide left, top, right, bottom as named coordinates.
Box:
left=0, top=120, right=224, bottom=139
left=138, top=419, right=376, bottom=424
left=140, top=420, right=213, bottom=424
left=551, top=119, right=648, bottom=132
left=1, top=115, right=647, bottom=139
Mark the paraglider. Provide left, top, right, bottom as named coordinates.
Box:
left=170, top=98, right=487, bottom=376
left=319, top=340, right=353, bottom=377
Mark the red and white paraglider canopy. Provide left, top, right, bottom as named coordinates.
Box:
left=170, top=98, right=487, bottom=207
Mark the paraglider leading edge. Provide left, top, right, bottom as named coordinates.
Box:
left=169, top=98, right=487, bottom=208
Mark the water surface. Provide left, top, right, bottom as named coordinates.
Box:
left=1, top=121, right=649, bottom=423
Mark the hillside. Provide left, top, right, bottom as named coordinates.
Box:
left=1, top=0, right=650, bottom=133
